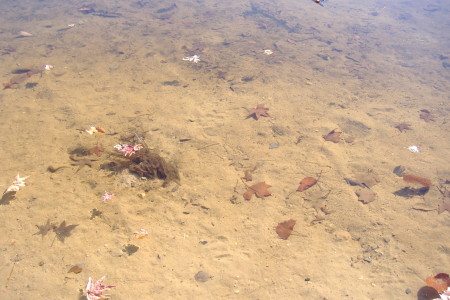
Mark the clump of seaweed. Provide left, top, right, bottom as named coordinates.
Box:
left=127, top=147, right=180, bottom=186
left=109, top=135, right=180, bottom=186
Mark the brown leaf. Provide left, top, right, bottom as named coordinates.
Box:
left=246, top=104, right=270, bottom=120
left=394, top=123, right=412, bottom=132
left=243, top=182, right=272, bottom=200
left=243, top=189, right=254, bottom=200
left=322, top=129, right=341, bottom=143
left=297, top=177, right=317, bottom=191
left=420, top=109, right=436, bottom=122
left=276, top=219, right=296, bottom=240
left=403, top=174, right=432, bottom=187
left=68, top=264, right=83, bottom=274
left=356, top=188, right=376, bottom=204
left=438, top=200, right=450, bottom=214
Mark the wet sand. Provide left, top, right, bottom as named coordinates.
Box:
left=0, top=0, right=449, bottom=299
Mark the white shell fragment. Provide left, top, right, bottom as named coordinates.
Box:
left=182, top=55, right=200, bottom=63
left=406, top=145, right=420, bottom=153
left=264, top=49, right=273, bottom=55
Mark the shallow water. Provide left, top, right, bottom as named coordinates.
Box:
left=0, top=0, right=449, bottom=299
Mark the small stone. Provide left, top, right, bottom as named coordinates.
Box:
left=405, top=288, right=411, bottom=294
left=304, top=277, right=310, bottom=282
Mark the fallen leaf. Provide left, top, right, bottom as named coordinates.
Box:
left=419, top=109, right=436, bottom=122
left=297, top=177, right=317, bottom=191
left=438, top=199, right=450, bottom=214
left=356, top=188, right=376, bottom=204
left=403, top=174, right=432, bottom=187
left=243, top=189, right=254, bottom=200
left=246, top=104, right=270, bottom=120
left=68, top=264, right=84, bottom=274
left=322, top=129, right=341, bottom=143
left=394, top=123, right=412, bottom=132
left=243, top=182, right=272, bottom=200
left=276, top=219, right=296, bottom=240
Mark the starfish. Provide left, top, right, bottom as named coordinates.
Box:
left=70, top=155, right=97, bottom=172
left=246, top=104, right=270, bottom=120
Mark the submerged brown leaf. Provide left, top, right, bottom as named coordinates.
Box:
left=356, top=188, right=376, bottom=204
left=322, top=129, right=341, bottom=143
left=276, top=219, right=296, bottom=240
left=419, top=109, right=436, bottom=122
left=394, top=123, right=412, bottom=132
left=243, top=182, right=272, bottom=200
left=68, top=264, right=84, bottom=274
left=297, top=177, right=317, bottom=191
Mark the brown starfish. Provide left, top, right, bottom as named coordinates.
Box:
left=70, top=155, right=97, bottom=172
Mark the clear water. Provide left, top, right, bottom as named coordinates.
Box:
left=0, top=0, right=449, bottom=299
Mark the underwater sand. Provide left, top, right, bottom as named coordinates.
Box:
left=0, top=0, right=449, bottom=299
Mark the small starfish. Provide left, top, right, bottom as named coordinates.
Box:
left=70, top=155, right=97, bottom=172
